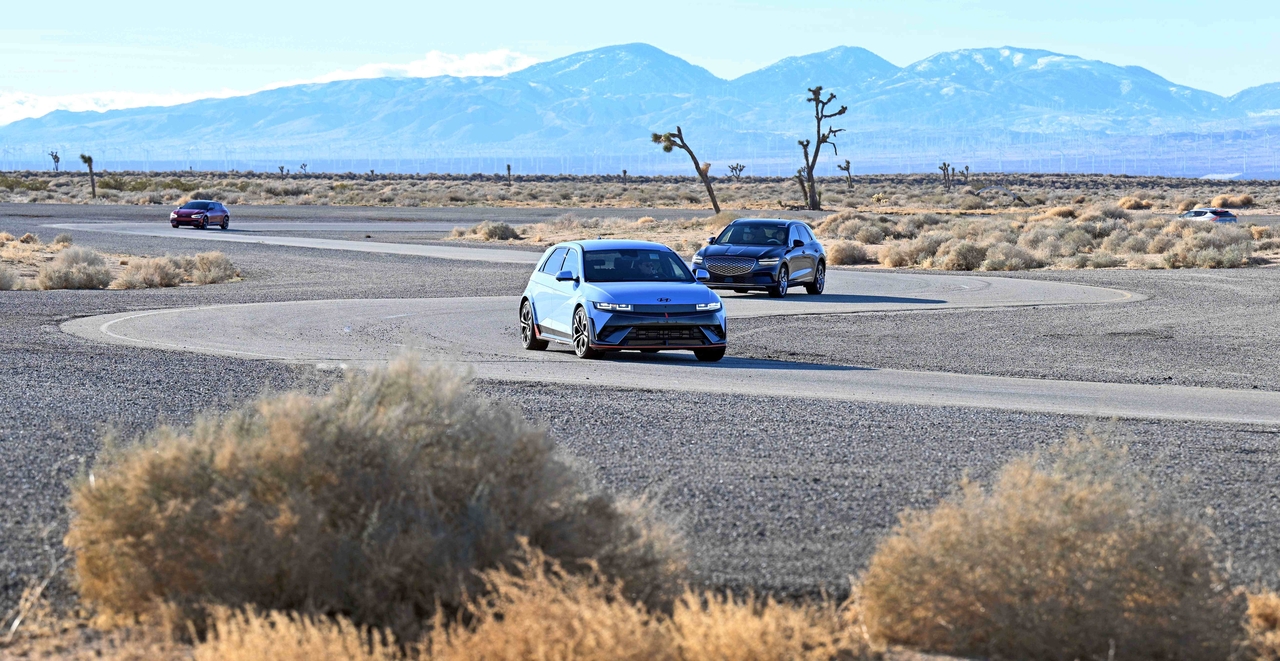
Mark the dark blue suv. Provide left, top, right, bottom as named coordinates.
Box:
left=691, top=219, right=826, bottom=298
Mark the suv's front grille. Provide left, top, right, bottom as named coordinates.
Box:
left=704, top=256, right=755, bottom=276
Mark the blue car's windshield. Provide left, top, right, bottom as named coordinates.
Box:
left=716, top=223, right=788, bottom=246
left=584, top=249, right=693, bottom=283
left=181, top=201, right=214, bottom=210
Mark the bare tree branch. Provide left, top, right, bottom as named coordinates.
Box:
left=652, top=126, right=721, bottom=213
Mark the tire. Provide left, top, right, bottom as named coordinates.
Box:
left=220, top=216, right=229, bottom=230
left=694, top=347, right=726, bottom=362
left=170, top=222, right=179, bottom=228
left=767, top=265, right=789, bottom=298
left=572, top=307, right=602, bottom=359
left=519, top=300, right=548, bottom=351
left=805, top=261, right=826, bottom=295
left=195, top=219, right=206, bottom=230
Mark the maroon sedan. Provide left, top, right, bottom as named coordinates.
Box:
left=170, top=200, right=230, bottom=229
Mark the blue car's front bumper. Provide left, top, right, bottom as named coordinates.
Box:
left=588, top=307, right=727, bottom=350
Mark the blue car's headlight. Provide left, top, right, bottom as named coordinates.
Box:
left=696, top=302, right=721, bottom=311
left=756, top=258, right=779, bottom=266
left=593, top=302, right=633, bottom=311
left=691, top=254, right=704, bottom=264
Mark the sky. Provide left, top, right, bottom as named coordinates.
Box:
left=2, top=0, right=1277, bottom=124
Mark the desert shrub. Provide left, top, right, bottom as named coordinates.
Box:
left=19, top=232, right=39, bottom=244
left=112, top=257, right=185, bottom=289
left=195, top=607, right=398, bottom=661
left=453, top=220, right=521, bottom=241
left=1117, top=196, right=1152, bottom=210
left=65, top=359, right=684, bottom=641
left=1095, top=205, right=1132, bottom=221
left=854, top=226, right=885, bottom=244
left=936, top=240, right=986, bottom=271
left=0, top=231, right=13, bottom=243
left=860, top=433, right=1245, bottom=660
left=53, top=233, right=73, bottom=245
left=1121, top=234, right=1151, bottom=254
left=192, top=251, right=236, bottom=284
left=1147, top=233, right=1178, bottom=254
left=879, top=245, right=909, bottom=268
left=1249, top=225, right=1274, bottom=240
left=1038, top=206, right=1076, bottom=219
left=36, top=247, right=112, bottom=289
left=827, top=241, right=869, bottom=266
left=1088, top=251, right=1123, bottom=268
left=1248, top=591, right=1280, bottom=660
left=1211, top=193, right=1255, bottom=208
left=956, top=195, right=986, bottom=211
left=980, top=243, right=1040, bottom=271
left=1177, top=199, right=1200, bottom=213
left=1259, top=239, right=1280, bottom=252
left=0, top=264, right=19, bottom=290
left=426, top=544, right=864, bottom=661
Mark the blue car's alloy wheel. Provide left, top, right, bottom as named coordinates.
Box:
left=572, top=307, right=602, bottom=359
left=520, top=300, right=548, bottom=351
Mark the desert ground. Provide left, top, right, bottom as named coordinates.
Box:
left=3, top=199, right=1280, bottom=657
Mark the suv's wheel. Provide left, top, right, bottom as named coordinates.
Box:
left=195, top=218, right=206, bottom=230
left=694, top=347, right=726, bottom=362
left=220, top=217, right=229, bottom=230
left=572, top=307, right=602, bottom=359
left=805, top=261, right=826, bottom=295
left=520, top=300, right=548, bottom=351
left=767, top=265, right=789, bottom=298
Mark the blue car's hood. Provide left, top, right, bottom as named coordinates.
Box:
left=583, top=280, right=720, bottom=305
left=701, top=244, right=784, bottom=258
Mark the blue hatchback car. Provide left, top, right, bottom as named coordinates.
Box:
left=519, top=240, right=728, bottom=361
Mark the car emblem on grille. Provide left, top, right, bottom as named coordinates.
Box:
left=656, top=297, right=671, bottom=302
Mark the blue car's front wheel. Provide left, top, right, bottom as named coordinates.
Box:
left=520, top=300, right=548, bottom=351
left=572, top=307, right=602, bottom=359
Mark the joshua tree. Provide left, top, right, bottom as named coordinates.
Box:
left=794, top=167, right=810, bottom=204
left=506, top=163, right=512, bottom=186
left=797, top=86, right=846, bottom=211
left=79, top=154, right=95, bottom=198
left=652, top=126, right=720, bottom=213
left=299, top=163, right=308, bottom=174
left=836, top=159, right=853, bottom=191
left=961, top=165, right=970, bottom=185
left=48, top=151, right=60, bottom=172
left=621, top=169, right=627, bottom=184
left=278, top=165, right=286, bottom=177
left=728, top=163, right=745, bottom=181
left=938, top=162, right=953, bottom=189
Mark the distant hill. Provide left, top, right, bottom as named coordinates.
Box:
left=2, top=43, right=1277, bottom=177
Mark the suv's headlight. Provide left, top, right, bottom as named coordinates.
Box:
left=593, top=302, right=633, bottom=311
left=691, top=254, right=703, bottom=264
left=756, top=258, right=779, bottom=266
left=169, top=212, right=177, bottom=219
left=696, top=302, right=721, bottom=311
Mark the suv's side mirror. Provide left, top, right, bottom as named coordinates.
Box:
left=694, top=269, right=710, bottom=282
left=706, top=236, right=716, bottom=245
left=555, top=270, right=577, bottom=282
left=792, top=239, right=805, bottom=249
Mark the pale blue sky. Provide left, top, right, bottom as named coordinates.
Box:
left=2, top=0, right=1276, bottom=111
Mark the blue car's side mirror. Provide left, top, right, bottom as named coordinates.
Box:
left=706, top=236, right=716, bottom=245
left=555, top=270, right=577, bottom=282
left=695, top=269, right=710, bottom=282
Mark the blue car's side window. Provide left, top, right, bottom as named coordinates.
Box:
left=540, top=248, right=568, bottom=274
left=563, top=249, right=581, bottom=279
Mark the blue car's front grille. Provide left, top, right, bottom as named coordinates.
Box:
left=704, top=256, right=755, bottom=276
left=627, top=304, right=699, bottom=314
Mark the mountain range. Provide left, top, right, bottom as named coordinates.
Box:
left=2, top=43, right=1278, bottom=177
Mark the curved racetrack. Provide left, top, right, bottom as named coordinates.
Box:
left=56, top=221, right=1280, bottom=424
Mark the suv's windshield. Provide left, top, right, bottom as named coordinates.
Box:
left=584, top=249, right=693, bottom=283
left=716, top=223, right=789, bottom=246
left=180, top=201, right=214, bottom=210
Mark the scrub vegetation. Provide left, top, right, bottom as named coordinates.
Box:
left=0, top=169, right=1275, bottom=215
left=5, top=365, right=1279, bottom=659
left=0, top=231, right=237, bottom=289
